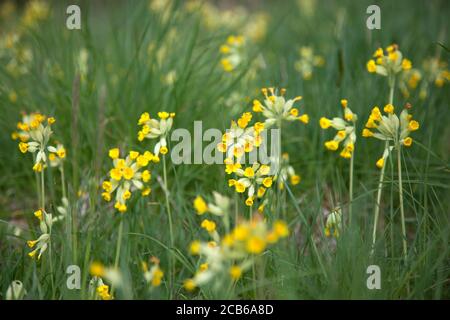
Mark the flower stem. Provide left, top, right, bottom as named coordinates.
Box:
left=397, top=146, right=408, bottom=261
left=371, top=142, right=388, bottom=255
left=111, top=217, right=124, bottom=296
left=162, top=154, right=174, bottom=297
left=348, top=152, right=354, bottom=226
left=40, top=170, right=45, bottom=209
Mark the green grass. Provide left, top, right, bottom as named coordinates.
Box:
left=0, top=0, right=449, bottom=299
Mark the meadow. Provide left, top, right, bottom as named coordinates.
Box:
left=0, top=0, right=449, bottom=300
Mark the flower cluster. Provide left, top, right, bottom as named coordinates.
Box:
left=0, top=32, right=33, bottom=77
left=137, top=111, right=175, bottom=156
left=294, top=46, right=325, bottom=80
left=27, top=209, right=52, bottom=260
left=21, top=0, right=50, bottom=28
left=319, top=99, right=357, bottom=159
left=89, top=277, right=113, bottom=300
left=366, top=44, right=412, bottom=78
left=278, top=153, right=301, bottom=189
left=220, top=35, right=245, bottom=72
left=252, top=87, right=309, bottom=127
left=185, top=215, right=289, bottom=291
left=142, top=257, right=164, bottom=287
left=102, top=148, right=156, bottom=212
left=14, top=112, right=56, bottom=172
left=324, top=208, right=342, bottom=238
left=362, top=104, right=419, bottom=168
left=89, top=261, right=122, bottom=300
left=48, top=143, right=66, bottom=168
left=194, top=192, right=231, bottom=217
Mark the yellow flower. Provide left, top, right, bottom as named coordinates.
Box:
left=33, top=163, right=43, bottom=172
left=229, top=265, right=242, bottom=280
left=152, top=268, right=164, bottom=287
left=142, top=187, right=151, bottom=196
left=183, top=279, right=196, bottom=291
left=160, top=146, right=168, bottom=155
left=362, top=128, right=374, bottom=137
left=244, top=167, right=254, bottom=178
left=319, top=117, right=331, bottom=129
left=102, top=192, right=111, bottom=201
left=384, top=104, right=394, bottom=114
left=246, top=236, right=266, bottom=254
left=340, top=99, right=348, bottom=108
left=201, top=219, right=216, bottom=233
left=408, top=120, right=419, bottom=131
left=34, top=209, right=43, bottom=220
left=109, top=148, right=119, bottom=159
left=28, top=250, right=37, bottom=258
left=290, top=174, right=301, bottom=185
left=245, top=197, right=254, bottom=206
left=141, top=170, right=151, bottom=182
left=262, top=177, right=273, bottom=188
left=122, top=167, right=134, bottom=180
left=298, top=114, right=309, bottom=124
left=56, top=148, right=66, bottom=158
left=257, top=186, right=266, bottom=198
left=129, top=151, right=139, bottom=160
left=110, top=168, right=122, bottom=181
left=123, top=190, right=131, bottom=200
left=189, top=241, right=201, bottom=255
left=373, top=48, right=383, bottom=58
left=138, top=112, right=150, bottom=125
left=273, top=220, right=289, bottom=237
left=403, top=137, right=413, bottom=147
left=235, top=182, right=246, bottom=193
left=401, top=58, right=412, bottom=70
left=114, top=202, right=127, bottom=213
left=253, top=100, right=263, bottom=112
left=158, top=111, right=170, bottom=119
left=324, top=140, right=339, bottom=151
left=90, top=262, right=105, bottom=277
left=194, top=196, right=208, bottom=215
left=19, top=142, right=28, bottom=153
left=367, top=60, right=376, bottom=73
left=233, top=225, right=249, bottom=241
left=47, top=117, right=56, bottom=125
left=376, top=158, right=384, bottom=169
left=27, top=240, right=38, bottom=248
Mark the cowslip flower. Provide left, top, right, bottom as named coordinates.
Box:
left=142, top=257, right=164, bottom=287
left=15, top=113, right=56, bottom=172
left=185, top=216, right=288, bottom=291
left=21, top=0, right=50, bottom=28
left=294, top=46, right=325, bottom=80
left=399, top=68, right=422, bottom=98
left=194, top=192, right=230, bottom=216
left=27, top=209, right=52, bottom=260
left=324, top=208, right=342, bottom=238
left=278, top=153, right=301, bottom=189
left=228, top=162, right=274, bottom=207
left=48, top=143, right=66, bottom=168
left=217, top=112, right=261, bottom=162
left=137, top=111, right=175, bottom=156
left=362, top=104, right=419, bottom=168
left=366, top=44, right=412, bottom=78
left=220, top=35, right=245, bottom=72
left=252, top=87, right=309, bottom=127
left=88, top=276, right=113, bottom=300
left=418, top=57, right=450, bottom=99
left=320, top=99, right=357, bottom=159
left=102, top=148, right=156, bottom=213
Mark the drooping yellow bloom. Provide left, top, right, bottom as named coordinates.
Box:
left=194, top=196, right=208, bottom=215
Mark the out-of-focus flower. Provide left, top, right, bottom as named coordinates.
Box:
left=5, top=280, right=26, bottom=300
left=142, top=257, right=164, bottom=287
left=21, top=0, right=50, bottom=28
left=399, top=68, right=422, bottom=98
left=278, top=153, right=301, bottom=189
left=418, top=57, right=450, bottom=99
left=220, top=35, right=245, bottom=72
left=324, top=207, right=342, bottom=238
left=294, top=46, right=325, bottom=80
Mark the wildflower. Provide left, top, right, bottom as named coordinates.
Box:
left=324, top=208, right=342, bottom=238
left=362, top=104, right=419, bottom=168
left=14, top=112, right=55, bottom=171
left=219, top=35, right=245, bottom=72
left=366, top=44, right=412, bottom=79
left=320, top=99, right=357, bottom=159
left=27, top=209, right=52, bottom=260
left=103, top=148, right=154, bottom=213
left=201, top=219, right=216, bottom=233
left=294, top=46, right=325, bottom=80
left=183, top=279, right=196, bottom=291
left=229, top=265, right=242, bottom=280
left=194, top=196, right=208, bottom=215
left=277, top=153, right=301, bottom=189
left=21, top=0, right=50, bottom=28
left=252, top=87, right=308, bottom=127
left=142, top=257, right=164, bottom=287
left=137, top=111, right=175, bottom=156
left=48, top=143, right=66, bottom=168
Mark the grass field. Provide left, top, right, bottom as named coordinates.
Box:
left=0, top=0, right=449, bottom=300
